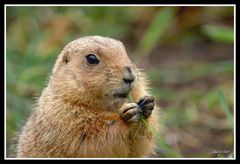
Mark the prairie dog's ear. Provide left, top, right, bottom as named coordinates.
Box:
left=62, top=50, right=70, bottom=63
left=52, top=49, right=70, bottom=74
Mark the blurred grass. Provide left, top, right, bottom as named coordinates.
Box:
left=135, top=7, right=176, bottom=59
left=156, top=135, right=182, bottom=158
left=147, top=61, right=233, bottom=85
left=218, top=90, right=233, bottom=129
left=202, top=25, right=234, bottom=44
left=6, top=6, right=234, bottom=158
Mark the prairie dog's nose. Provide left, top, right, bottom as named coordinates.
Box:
left=123, top=66, right=135, bottom=84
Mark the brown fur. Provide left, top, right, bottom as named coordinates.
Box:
left=17, top=36, right=160, bottom=158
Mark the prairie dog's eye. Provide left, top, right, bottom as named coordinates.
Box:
left=86, top=54, right=99, bottom=65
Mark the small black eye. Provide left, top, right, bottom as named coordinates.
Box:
left=86, top=54, right=99, bottom=65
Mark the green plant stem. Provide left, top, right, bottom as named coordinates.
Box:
left=127, top=93, right=134, bottom=103
left=218, top=89, right=233, bottom=129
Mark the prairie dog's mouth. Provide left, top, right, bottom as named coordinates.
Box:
left=113, top=92, right=128, bottom=98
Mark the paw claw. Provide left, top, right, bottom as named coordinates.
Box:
left=127, top=114, right=140, bottom=123
left=137, top=96, right=155, bottom=118
left=119, top=103, right=137, bottom=114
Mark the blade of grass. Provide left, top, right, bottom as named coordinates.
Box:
left=218, top=89, right=233, bottom=129
left=156, top=135, right=182, bottom=157
left=202, top=25, right=234, bottom=44
left=135, top=7, right=176, bottom=59
left=127, top=93, right=134, bottom=103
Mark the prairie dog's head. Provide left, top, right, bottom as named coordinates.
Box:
left=50, top=36, right=137, bottom=110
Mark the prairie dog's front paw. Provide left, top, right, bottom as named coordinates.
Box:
left=119, top=103, right=141, bottom=123
left=137, top=96, right=155, bottom=118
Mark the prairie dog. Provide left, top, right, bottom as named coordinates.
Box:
left=17, top=36, right=160, bottom=158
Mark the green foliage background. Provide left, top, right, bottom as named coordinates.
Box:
left=6, top=6, right=234, bottom=158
